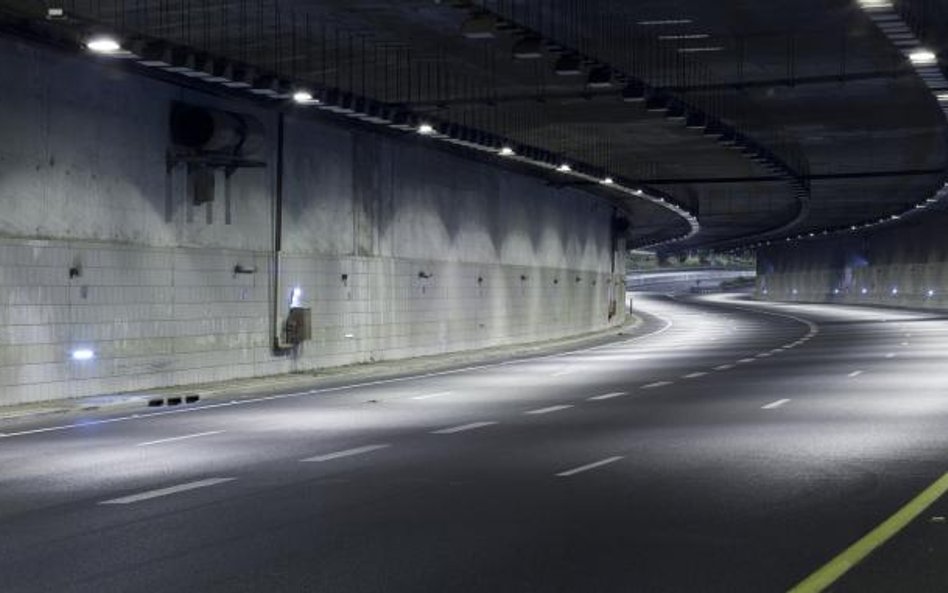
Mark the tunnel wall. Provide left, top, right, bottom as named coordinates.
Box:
left=0, top=36, right=624, bottom=404
left=756, top=211, right=948, bottom=309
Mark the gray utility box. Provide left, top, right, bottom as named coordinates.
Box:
left=285, top=307, right=312, bottom=344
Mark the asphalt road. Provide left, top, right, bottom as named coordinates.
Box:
left=2, top=293, right=948, bottom=592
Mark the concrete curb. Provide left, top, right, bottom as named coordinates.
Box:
left=0, top=315, right=645, bottom=424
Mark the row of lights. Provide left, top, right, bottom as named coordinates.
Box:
left=82, top=32, right=702, bottom=249
left=766, top=286, right=937, bottom=298
left=728, top=1, right=948, bottom=254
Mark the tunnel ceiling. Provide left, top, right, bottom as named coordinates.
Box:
left=2, top=0, right=948, bottom=252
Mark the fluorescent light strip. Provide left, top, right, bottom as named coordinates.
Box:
left=638, top=19, right=693, bottom=25
left=677, top=46, right=725, bottom=53
left=658, top=34, right=710, bottom=40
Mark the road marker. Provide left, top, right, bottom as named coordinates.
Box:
left=848, top=370, right=863, bottom=378
left=301, top=444, right=390, bottom=462
left=411, top=391, right=453, bottom=400
left=762, top=398, right=791, bottom=410
left=714, top=364, right=734, bottom=371
left=525, top=404, right=573, bottom=415
left=556, top=456, right=624, bottom=477
left=683, top=372, right=707, bottom=379
left=100, top=477, right=235, bottom=505
left=431, top=421, right=498, bottom=434
left=641, top=381, right=672, bottom=389
left=588, top=391, right=627, bottom=401
left=789, top=472, right=948, bottom=593
left=135, top=431, right=223, bottom=447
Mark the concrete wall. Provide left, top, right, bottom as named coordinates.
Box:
left=756, top=211, right=948, bottom=310
left=0, top=36, right=624, bottom=404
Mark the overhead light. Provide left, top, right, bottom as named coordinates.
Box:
left=460, top=14, right=496, bottom=39
left=677, top=46, right=725, bottom=53
left=601, top=177, right=614, bottom=185
left=557, top=163, right=572, bottom=172
left=512, top=37, right=543, bottom=59
left=290, top=287, right=303, bottom=308
left=909, top=49, right=937, bottom=65
left=928, top=289, right=936, bottom=297
left=658, top=34, right=710, bottom=40
left=937, top=92, right=948, bottom=102
left=418, top=123, right=436, bottom=135
left=292, top=90, right=318, bottom=105
left=499, top=146, right=515, bottom=156
left=71, top=348, right=95, bottom=361
left=638, top=19, right=693, bottom=25
left=554, top=54, right=583, bottom=76
left=86, top=35, right=122, bottom=54
left=858, top=0, right=893, bottom=9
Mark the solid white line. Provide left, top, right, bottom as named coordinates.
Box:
left=0, top=316, right=678, bottom=441
left=411, top=391, right=453, bottom=400
left=556, top=456, right=624, bottom=477
left=587, top=391, right=627, bottom=401
left=301, top=444, right=390, bottom=462
left=683, top=372, right=707, bottom=379
left=136, top=431, right=223, bottom=447
left=431, top=421, right=498, bottom=434
left=848, top=370, right=863, bottom=378
left=714, top=364, right=734, bottom=371
left=100, top=477, right=235, bottom=505
left=525, top=404, right=574, bottom=415
left=762, top=398, right=791, bottom=410
left=641, top=381, right=672, bottom=389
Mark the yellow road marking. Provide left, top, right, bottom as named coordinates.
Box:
left=788, top=472, right=948, bottom=593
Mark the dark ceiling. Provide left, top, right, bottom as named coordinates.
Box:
left=2, top=0, right=947, bottom=252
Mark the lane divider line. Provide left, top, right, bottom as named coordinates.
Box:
left=431, top=421, right=498, bottom=435
left=551, top=369, right=574, bottom=377
left=714, top=364, right=735, bottom=371
left=641, top=381, right=672, bottom=389
left=556, top=456, right=624, bottom=477
left=525, top=405, right=574, bottom=415
left=136, top=430, right=224, bottom=447
left=683, top=372, right=707, bottom=379
left=789, top=472, right=948, bottom=593
left=848, top=370, right=863, bottom=378
left=762, top=398, right=791, bottom=410
left=885, top=353, right=896, bottom=359
left=587, top=391, right=627, bottom=401
left=411, top=391, right=453, bottom=401
left=738, top=358, right=756, bottom=364
left=100, top=477, right=235, bottom=505
left=301, top=444, right=390, bottom=463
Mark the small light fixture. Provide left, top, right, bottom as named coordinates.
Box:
left=858, top=0, right=893, bottom=9
left=499, top=146, right=515, bottom=156
left=601, top=177, right=614, bottom=185
left=557, top=163, right=572, bottom=173
left=86, top=35, right=122, bottom=54
left=290, top=287, right=303, bottom=308
left=71, top=348, right=95, bottom=361
left=891, top=287, right=899, bottom=296
left=292, top=90, right=318, bottom=105
left=909, top=49, right=937, bottom=65
left=861, top=287, right=868, bottom=295
left=927, top=289, right=935, bottom=298
left=418, top=123, right=436, bottom=136
left=937, top=92, right=948, bottom=102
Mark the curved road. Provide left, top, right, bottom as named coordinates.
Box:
left=1, top=294, right=947, bottom=592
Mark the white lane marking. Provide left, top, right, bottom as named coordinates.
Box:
left=525, top=404, right=574, bottom=415
left=641, top=381, right=672, bottom=389
left=762, top=398, right=791, bottom=410
left=556, top=456, right=624, bottom=477
left=885, top=353, right=896, bottom=359
left=411, top=391, right=453, bottom=400
left=738, top=358, right=755, bottom=363
left=683, top=372, right=707, bottom=379
left=136, top=430, right=223, bottom=447
left=714, top=364, right=734, bottom=371
left=588, top=391, right=627, bottom=401
left=756, top=353, right=772, bottom=358
left=0, top=316, right=677, bottom=441
left=901, top=342, right=909, bottom=347
left=301, top=444, right=390, bottom=462
left=848, top=370, right=863, bottom=378
left=551, top=369, right=574, bottom=377
left=100, top=477, right=235, bottom=505
left=431, top=421, right=498, bottom=434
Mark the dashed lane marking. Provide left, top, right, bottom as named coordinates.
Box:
left=762, top=398, right=791, bottom=410
left=714, top=364, right=734, bottom=371
left=411, top=391, right=453, bottom=400
left=848, top=370, right=863, bottom=378
left=136, top=431, right=223, bottom=447
left=683, top=372, right=707, bottom=379
left=100, top=477, right=235, bottom=505
left=431, top=421, right=498, bottom=434
left=525, top=405, right=573, bottom=415
left=301, top=444, right=391, bottom=463
left=587, top=391, right=627, bottom=401
left=641, top=381, right=672, bottom=389
left=556, top=456, right=624, bottom=477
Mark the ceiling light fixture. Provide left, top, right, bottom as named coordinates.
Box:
left=557, top=163, right=572, bottom=172
left=601, top=177, right=614, bottom=185
left=418, top=123, right=436, bottom=136
left=292, top=90, right=318, bottom=105
left=638, top=19, right=693, bottom=26
left=86, top=35, right=122, bottom=54
left=909, top=49, right=937, bottom=65
left=499, top=146, right=515, bottom=156
left=677, top=46, right=725, bottom=54
left=658, top=34, right=710, bottom=40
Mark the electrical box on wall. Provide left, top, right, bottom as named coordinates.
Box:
left=285, top=307, right=312, bottom=345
